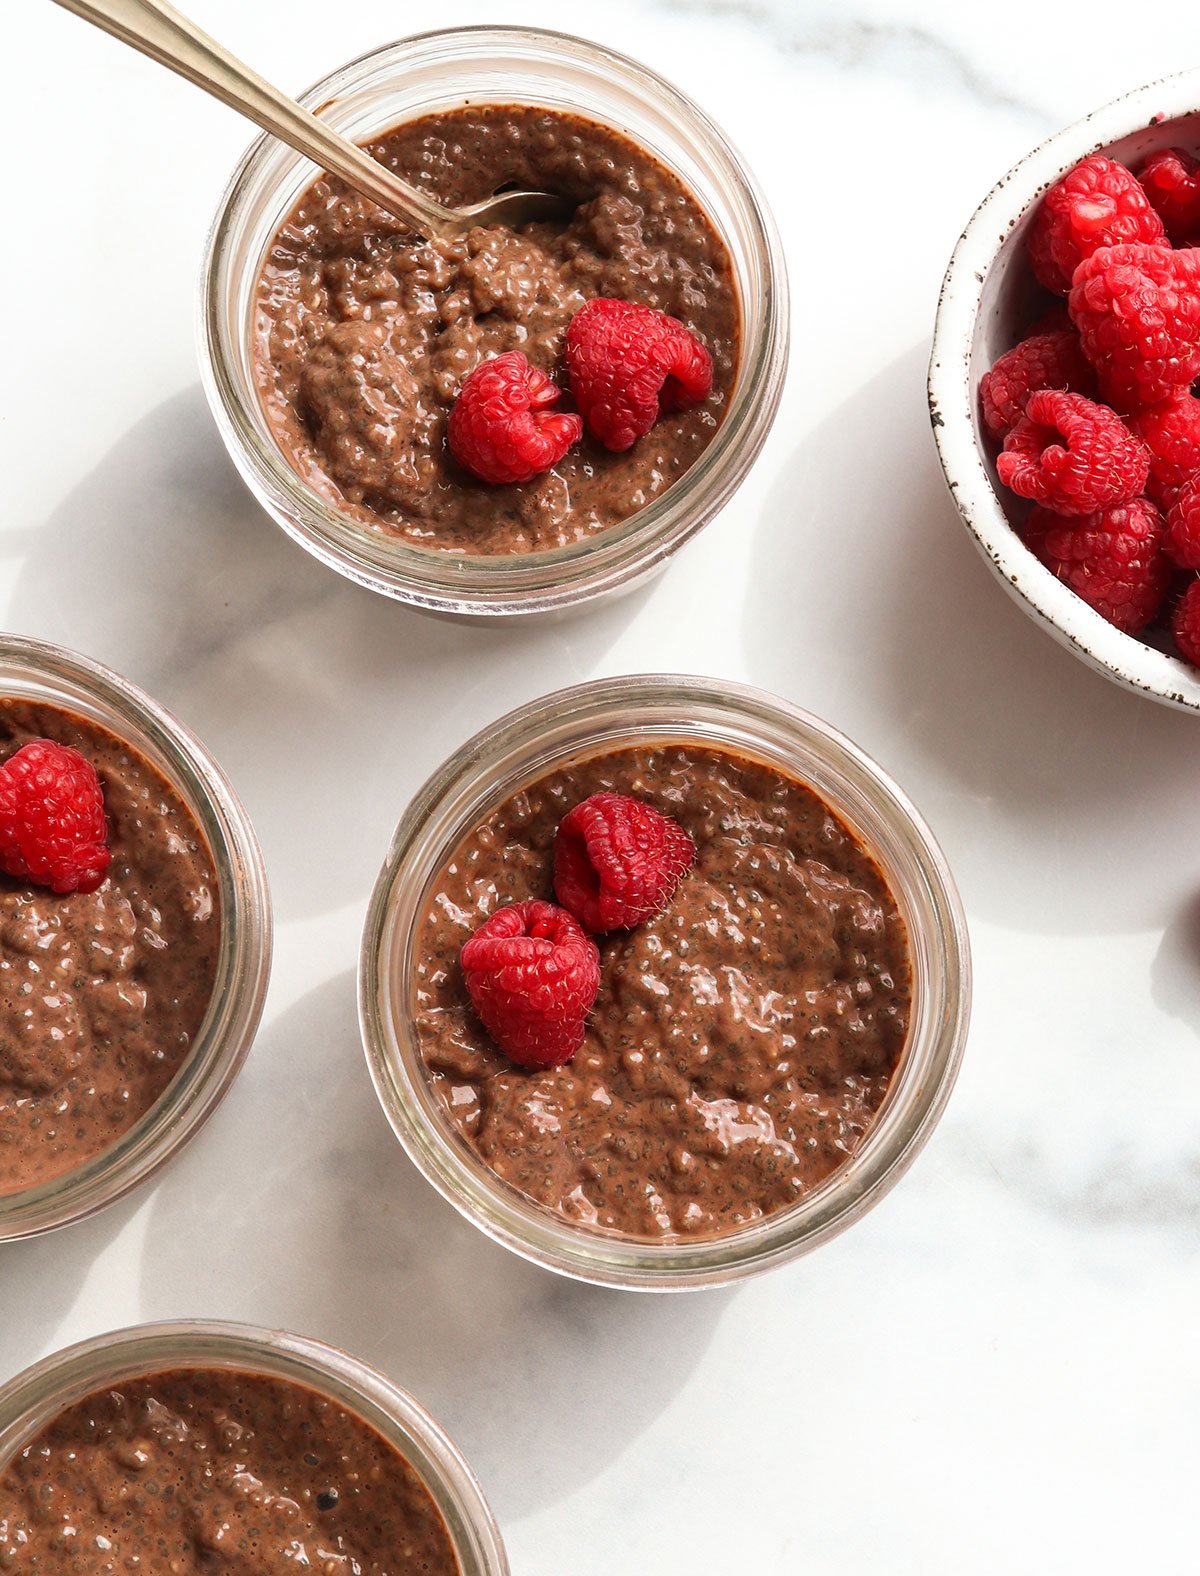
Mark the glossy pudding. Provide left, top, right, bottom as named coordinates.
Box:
left=254, top=105, right=739, bottom=554
left=0, top=701, right=219, bottom=1194
left=412, top=743, right=912, bottom=1240
left=0, top=1367, right=459, bottom=1573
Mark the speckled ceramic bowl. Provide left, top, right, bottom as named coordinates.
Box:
left=929, top=70, right=1200, bottom=712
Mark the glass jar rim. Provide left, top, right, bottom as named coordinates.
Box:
left=359, top=673, right=972, bottom=1290
left=0, top=634, right=272, bottom=1239
left=0, top=1319, right=508, bottom=1576
left=198, top=24, right=789, bottom=614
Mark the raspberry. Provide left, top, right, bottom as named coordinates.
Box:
left=979, top=331, right=1096, bottom=438
left=554, top=791, right=695, bottom=932
left=1137, top=147, right=1200, bottom=241
left=1022, top=498, right=1171, bottom=635
left=565, top=298, right=713, bottom=452
left=1157, top=484, right=1186, bottom=516
left=1172, top=576, right=1200, bottom=665
left=1068, top=242, right=1200, bottom=409
left=0, top=740, right=110, bottom=894
left=447, top=352, right=582, bottom=485
left=1027, top=156, right=1165, bottom=294
left=1126, top=391, right=1200, bottom=502
left=460, top=900, right=600, bottom=1070
left=997, top=390, right=1149, bottom=516
left=1165, top=473, right=1200, bottom=568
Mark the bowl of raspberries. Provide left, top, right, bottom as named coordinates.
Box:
left=929, top=74, right=1200, bottom=709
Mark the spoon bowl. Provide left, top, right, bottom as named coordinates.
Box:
left=453, top=187, right=572, bottom=231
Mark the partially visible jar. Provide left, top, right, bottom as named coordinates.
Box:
left=360, top=674, right=971, bottom=1290
left=0, top=1320, right=508, bottom=1576
left=0, top=635, right=271, bottom=1240
left=200, top=26, right=788, bottom=616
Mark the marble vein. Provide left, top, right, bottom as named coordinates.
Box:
left=650, top=0, right=1049, bottom=121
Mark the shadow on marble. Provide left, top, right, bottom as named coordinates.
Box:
left=16, top=387, right=655, bottom=922
left=742, top=340, right=1200, bottom=934
left=134, top=971, right=729, bottom=1520
left=1151, top=890, right=1200, bottom=1039
left=0, top=1190, right=144, bottom=1372
left=979, top=1129, right=1200, bottom=1242
left=0, top=525, right=44, bottom=564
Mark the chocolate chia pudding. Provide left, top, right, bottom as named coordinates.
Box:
left=0, top=1367, right=459, bottom=1574
left=413, top=744, right=912, bottom=1240
left=254, top=105, right=739, bottom=554
left=0, top=701, right=219, bottom=1195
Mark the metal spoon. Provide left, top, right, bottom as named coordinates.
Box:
left=51, top=0, right=571, bottom=239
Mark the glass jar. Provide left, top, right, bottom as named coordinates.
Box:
left=0, top=1320, right=508, bottom=1576
left=199, top=26, right=788, bottom=616
left=0, top=635, right=272, bottom=1240
left=359, top=674, right=971, bottom=1290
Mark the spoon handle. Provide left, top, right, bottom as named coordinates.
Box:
left=51, top=0, right=453, bottom=237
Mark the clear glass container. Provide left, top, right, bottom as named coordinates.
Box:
left=199, top=26, right=789, bottom=616
left=360, top=674, right=971, bottom=1290
left=0, top=1320, right=508, bottom=1576
left=0, top=635, right=272, bottom=1240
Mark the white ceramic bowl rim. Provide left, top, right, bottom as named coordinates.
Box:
left=929, top=68, right=1200, bottom=712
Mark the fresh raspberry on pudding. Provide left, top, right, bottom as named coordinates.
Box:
left=0, top=739, right=109, bottom=895
left=460, top=899, right=600, bottom=1069
left=554, top=790, right=695, bottom=932
left=448, top=352, right=583, bottom=485
left=565, top=298, right=713, bottom=452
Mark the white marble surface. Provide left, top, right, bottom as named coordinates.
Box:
left=4, top=1, right=1200, bottom=1569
